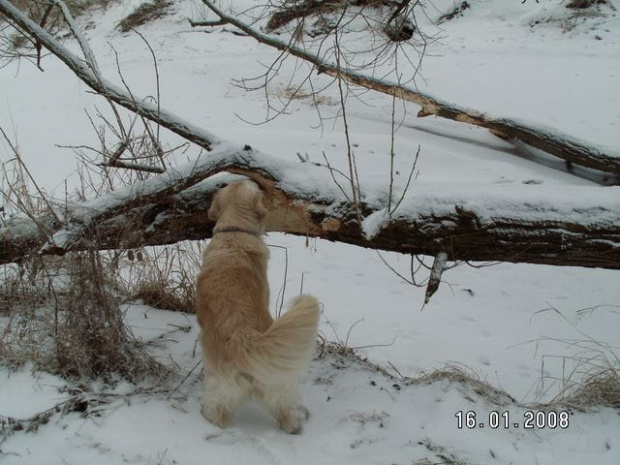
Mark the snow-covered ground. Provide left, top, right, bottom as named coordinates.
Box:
left=1, top=0, right=619, bottom=463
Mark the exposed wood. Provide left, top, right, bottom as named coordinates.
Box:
left=425, top=252, right=447, bottom=304
left=199, top=0, right=620, bottom=180
left=2, top=149, right=619, bottom=269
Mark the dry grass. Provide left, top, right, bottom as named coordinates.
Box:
left=0, top=251, right=169, bottom=382
left=116, top=0, right=175, bottom=33
left=7, top=0, right=116, bottom=18
left=0, top=140, right=170, bottom=383
left=408, top=364, right=517, bottom=406
left=566, top=0, right=607, bottom=9
left=319, top=338, right=620, bottom=411
left=55, top=251, right=168, bottom=381
left=1, top=0, right=93, bottom=33
left=2, top=0, right=118, bottom=57
left=561, top=368, right=620, bottom=409
left=544, top=349, right=620, bottom=410
left=118, top=242, right=201, bottom=314
left=271, top=84, right=337, bottom=107
left=133, top=279, right=192, bottom=313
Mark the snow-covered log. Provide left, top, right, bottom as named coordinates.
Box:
left=198, top=0, right=620, bottom=180
left=1, top=147, right=619, bottom=269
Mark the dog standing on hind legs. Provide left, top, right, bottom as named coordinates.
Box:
left=196, top=180, right=320, bottom=434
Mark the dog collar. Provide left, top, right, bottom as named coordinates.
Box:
left=212, top=226, right=262, bottom=238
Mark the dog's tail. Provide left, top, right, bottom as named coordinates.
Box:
left=236, top=295, right=320, bottom=384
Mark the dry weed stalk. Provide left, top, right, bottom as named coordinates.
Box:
left=120, top=242, right=201, bottom=314
left=525, top=304, right=620, bottom=409
left=0, top=130, right=169, bottom=382
left=55, top=250, right=167, bottom=381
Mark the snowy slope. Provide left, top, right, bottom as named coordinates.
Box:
left=1, top=0, right=619, bottom=463
left=2, top=303, right=620, bottom=465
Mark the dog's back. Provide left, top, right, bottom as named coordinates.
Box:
left=197, top=234, right=272, bottom=370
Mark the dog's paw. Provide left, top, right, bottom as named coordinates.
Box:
left=278, top=405, right=310, bottom=435
left=296, top=405, right=310, bottom=421
left=201, top=403, right=231, bottom=429
left=279, top=416, right=303, bottom=435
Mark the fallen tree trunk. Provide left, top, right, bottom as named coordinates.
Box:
left=199, top=0, right=620, bottom=180
left=2, top=147, right=619, bottom=269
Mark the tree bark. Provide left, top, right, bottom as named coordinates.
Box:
left=2, top=148, right=619, bottom=269
left=199, top=0, right=620, bottom=180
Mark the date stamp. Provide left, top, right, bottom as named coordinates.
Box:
left=455, top=410, right=570, bottom=430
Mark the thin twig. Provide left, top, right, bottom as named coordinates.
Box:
left=334, top=29, right=361, bottom=224
left=166, top=360, right=202, bottom=400
left=0, top=126, right=60, bottom=224
left=267, top=244, right=289, bottom=318
left=132, top=28, right=166, bottom=170
left=391, top=144, right=420, bottom=213
left=320, top=151, right=351, bottom=202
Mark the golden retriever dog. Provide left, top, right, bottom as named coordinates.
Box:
left=196, top=180, right=320, bottom=434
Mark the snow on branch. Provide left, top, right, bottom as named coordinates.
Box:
left=1, top=146, right=619, bottom=269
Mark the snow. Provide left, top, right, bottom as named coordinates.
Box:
left=3, top=302, right=620, bottom=464
left=2, top=0, right=620, bottom=463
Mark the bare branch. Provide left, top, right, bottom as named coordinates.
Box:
left=188, top=18, right=228, bottom=27
left=99, top=160, right=165, bottom=174
left=198, top=0, right=620, bottom=179
left=0, top=0, right=223, bottom=151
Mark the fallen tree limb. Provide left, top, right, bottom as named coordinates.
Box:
left=2, top=148, right=619, bottom=269
left=0, top=0, right=222, bottom=151
left=199, top=0, right=620, bottom=179
left=264, top=0, right=395, bottom=32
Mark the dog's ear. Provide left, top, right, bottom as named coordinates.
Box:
left=208, top=194, right=221, bottom=221
left=254, top=191, right=268, bottom=220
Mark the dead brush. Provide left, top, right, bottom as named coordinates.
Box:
left=561, top=367, right=620, bottom=409
left=409, top=363, right=517, bottom=406
left=541, top=350, right=620, bottom=410
left=0, top=286, right=51, bottom=370
left=0, top=255, right=66, bottom=370
left=116, top=0, right=175, bottom=33
left=54, top=250, right=168, bottom=382
left=0, top=250, right=171, bottom=382
left=528, top=304, right=620, bottom=410
left=119, top=242, right=202, bottom=314
left=1, top=0, right=117, bottom=59
left=0, top=262, right=46, bottom=316
left=1, top=132, right=168, bottom=382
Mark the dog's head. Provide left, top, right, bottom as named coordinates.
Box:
left=208, top=180, right=268, bottom=224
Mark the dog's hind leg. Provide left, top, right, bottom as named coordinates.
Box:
left=201, top=369, right=249, bottom=429
left=255, top=381, right=309, bottom=435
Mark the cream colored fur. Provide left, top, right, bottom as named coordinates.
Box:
left=196, top=180, right=320, bottom=434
